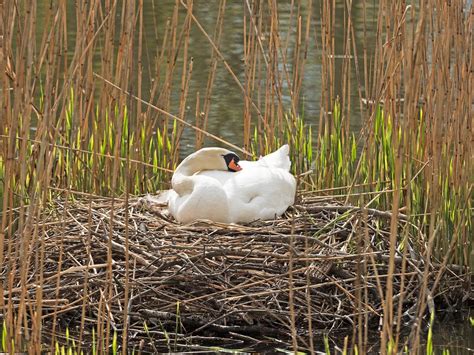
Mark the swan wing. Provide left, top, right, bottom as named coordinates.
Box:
left=197, top=170, right=234, bottom=185
left=225, top=166, right=296, bottom=222
left=169, top=175, right=231, bottom=224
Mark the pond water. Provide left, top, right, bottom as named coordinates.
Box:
left=142, top=0, right=377, bottom=153
left=32, top=1, right=473, bottom=352
left=429, top=311, right=474, bottom=354
left=36, top=1, right=380, bottom=154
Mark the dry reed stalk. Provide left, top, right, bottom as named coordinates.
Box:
left=129, top=0, right=144, bottom=194
left=172, top=0, right=193, bottom=162
left=0, top=0, right=8, bottom=333
left=198, top=0, right=226, bottom=150
left=243, top=0, right=256, bottom=152
left=157, top=2, right=180, bottom=168
left=194, top=91, right=202, bottom=149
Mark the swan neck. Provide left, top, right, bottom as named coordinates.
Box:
left=174, top=150, right=228, bottom=179
left=171, top=161, right=197, bottom=197
left=171, top=148, right=232, bottom=196
left=173, top=155, right=205, bottom=179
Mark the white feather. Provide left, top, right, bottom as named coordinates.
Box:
left=167, top=145, right=296, bottom=224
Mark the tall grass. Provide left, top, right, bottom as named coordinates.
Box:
left=0, top=0, right=472, bottom=353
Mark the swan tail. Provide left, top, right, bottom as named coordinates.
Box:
left=260, top=144, right=291, bottom=170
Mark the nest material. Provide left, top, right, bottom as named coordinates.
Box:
left=5, top=193, right=469, bottom=350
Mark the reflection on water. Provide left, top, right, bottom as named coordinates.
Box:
left=163, top=1, right=380, bottom=152
left=430, top=311, right=474, bottom=353
left=37, top=1, right=380, bottom=155
left=252, top=311, right=474, bottom=353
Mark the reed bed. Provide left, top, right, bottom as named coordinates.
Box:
left=2, top=193, right=467, bottom=353
left=0, top=0, right=472, bottom=353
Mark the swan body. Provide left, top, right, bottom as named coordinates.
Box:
left=168, top=145, right=296, bottom=224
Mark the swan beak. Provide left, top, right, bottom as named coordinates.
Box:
left=229, top=159, right=242, bottom=172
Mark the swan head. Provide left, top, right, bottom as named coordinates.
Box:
left=174, top=147, right=242, bottom=178
left=192, top=147, right=241, bottom=172
left=192, top=148, right=242, bottom=172
left=223, top=152, right=242, bottom=172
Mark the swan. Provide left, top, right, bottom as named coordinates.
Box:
left=167, top=144, right=296, bottom=224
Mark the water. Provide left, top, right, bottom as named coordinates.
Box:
left=430, top=311, right=474, bottom=354
left=148, top=1, right=379, bottom=152
left=36, top=1, right=380, bottom=155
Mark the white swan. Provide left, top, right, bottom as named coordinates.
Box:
left=168, top=145, right=296, bottom=224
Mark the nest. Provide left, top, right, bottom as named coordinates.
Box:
left=5, top=192, right=469, bottom=351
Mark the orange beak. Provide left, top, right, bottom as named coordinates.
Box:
left=229, top=159, right=242, bottom=172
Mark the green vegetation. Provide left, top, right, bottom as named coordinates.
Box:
left=1, top=321, right=11, bottom=353
left=426, top=312, right=435, bottom=355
